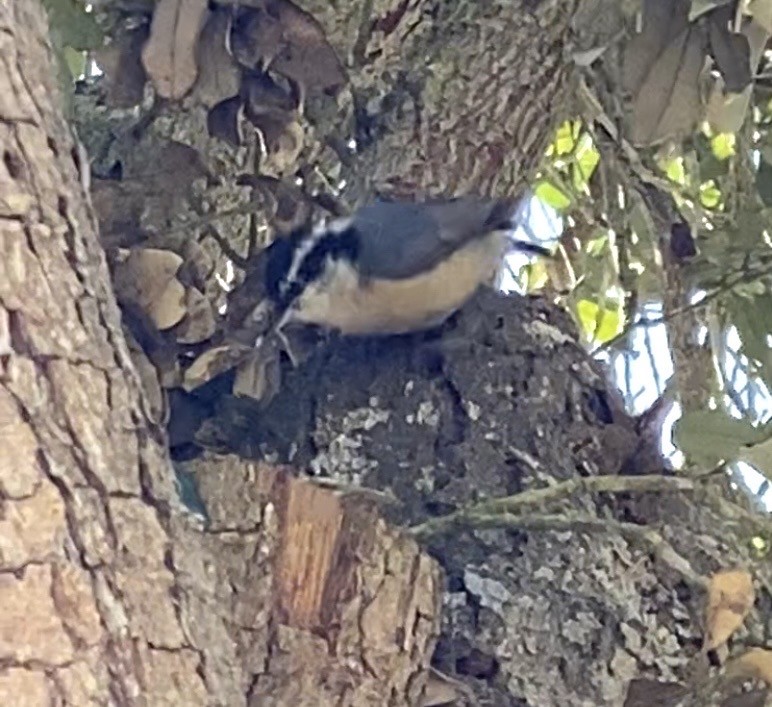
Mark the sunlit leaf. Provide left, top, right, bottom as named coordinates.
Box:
left=750, top=535, right=769, bottom=559
left=575, top=299, right=623, bottom=344
left=698, top=180, right=721, bottom=208
left=585, top=232, right=609, bottom=256
left=524, top=259, right=549, bottom=292
left=662, top=156, right=688, bottom=186
left=571, top=134, right=600, bottom=192
left=710, top=132, right=735, bottom=160
left=534, top=181, right=571, bottom=211
left=553, top=120, right=580, bottom=156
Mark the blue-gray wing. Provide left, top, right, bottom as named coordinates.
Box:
left=351, top=198, right=516, bottom=280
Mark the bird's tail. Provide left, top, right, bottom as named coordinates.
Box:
left=510, top=240, right=553, bottom=258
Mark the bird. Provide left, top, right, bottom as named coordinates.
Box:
left=262, top=196, right=552, bottom=338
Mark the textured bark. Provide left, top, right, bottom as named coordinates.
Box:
left=4, top=1, right=771, bottom=706
left=300, top=0, right=576, bottom=198
left=0, top=2, right=441, bottom=705
left=201, top=289, right=771, bottom=706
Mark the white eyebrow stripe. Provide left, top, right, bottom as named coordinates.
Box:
left=284, top=216, right=353, bottom=288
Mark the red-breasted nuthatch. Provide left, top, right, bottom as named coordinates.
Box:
left=264, top=196, right=551, bottom=336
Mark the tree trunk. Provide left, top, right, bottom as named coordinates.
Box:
left=1, top=2, right=442, bottom=705
left=1, top=1, right=769, bottom=706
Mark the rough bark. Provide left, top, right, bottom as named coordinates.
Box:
left=3, top=1, right=771, bottom=707
left=299, top=0, right=577, bottom=197
left=0, top=2, right=442, bottom=705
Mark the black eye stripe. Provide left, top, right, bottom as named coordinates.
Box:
left=264, top=226, right=361, bottom=308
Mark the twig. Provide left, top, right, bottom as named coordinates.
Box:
left=410, top=474, right=695, bottom=538
left=594, top=257, right=772, bottom=354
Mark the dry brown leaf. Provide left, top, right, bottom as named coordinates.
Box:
left=191, top=8, right=241, bottom=108
left=112, top=248, right=187, bottom=330
left=726, top=648, right=772, bottom=684
left=113, top=248, right=183, bottom=298
left=142, top=0, right=209, bottom=99
left=182, top=343, right=254, bottom=391
left=229, top=0, right=346, bottom=95
left=705, top=570, right=755, bottom=650
left=94, top=23, right=149, bottom=108
left=232, top=345, right=282, bottom=403
left=146, top=278, right=187, bottom=330
left=174, top=287, right=216, bottom=344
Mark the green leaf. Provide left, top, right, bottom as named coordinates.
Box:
left=552, top=120, right=580, bottom=156
left=585, top=231, right=609, bottom=257
left=738, top=435, right=772, bottom=482
left=571, top=133, right=600, bottom=192
left=62, top=46, right=87, bottom=80
left=42, top=0, right=103, bottom=51
left=699, top=180, right=721, bottom=209
left=726, top=293, right=772, bottom=392
left=534, top=181, right=571, bottom=211
left=735, top=207, right=770, bottom=247
left=673, top=409, right=767, bottom=466
left=628, top=199, right=657, bottom=243
left=710, top=133, right=735, bottom=160
left=575, top=299, right=623, bottom=344
left=662, top=156, right=688, bottom=186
